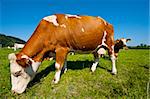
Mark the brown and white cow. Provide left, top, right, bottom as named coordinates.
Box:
left=8, top=14, right=116, bottom=94
left=114, top=38, right=131, bottom=57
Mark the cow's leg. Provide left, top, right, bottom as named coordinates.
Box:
left=62, top=60, right=67, bottom=73
left=91, top=52, right=99, bottom=72
left=91, top=58, right=99, bottom=72
left=109, top=46, right=117, bottom=74
left=111, top=54, right=117, bottom=74
left=91, top=47, right=107, bottom=72
left=53, top=47, right=69, bottom=84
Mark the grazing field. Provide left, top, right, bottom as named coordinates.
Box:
left=0, top=48, right=149, bottom=98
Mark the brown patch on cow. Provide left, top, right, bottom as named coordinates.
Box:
left=16, top=58, right=32, bottom=67
left=114, top=40, right=124, bottom=53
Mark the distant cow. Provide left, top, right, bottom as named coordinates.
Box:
left=13, top=43, right=25, bottom=51
left=114, top=38, right=131, bottom=57
left=8, top=14, right=117, bottom=94
left=97, top=38, right=131, bottom=58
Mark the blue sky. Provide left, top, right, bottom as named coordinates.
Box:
left=0, top=0, right=149, bottom=46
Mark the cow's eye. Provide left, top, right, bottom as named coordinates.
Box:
left=13, top=70, right=22, bottom=77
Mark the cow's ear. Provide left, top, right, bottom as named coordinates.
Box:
left=115, top=39, right=120, bottom=43
left=16, top=58, right=32, bottom=67
left=8, top=53, right=16, bottom=60
left=127, top=39, right=131, bottom=42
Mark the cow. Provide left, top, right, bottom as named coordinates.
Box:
left=8, top=14, right=116, bottom=94
left=97, top=38, right=131, bottom=58
left=13, top=43, right=25, bottom=51
left=114, top=38, right=131, bottom=58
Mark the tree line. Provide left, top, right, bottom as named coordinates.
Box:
left=0, top=34, right=26, bottom=47
left=128, top=44, right=150, bottom=49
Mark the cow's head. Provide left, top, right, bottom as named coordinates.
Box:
left=114, top=38, right=131, bottom=57
left=115, top=38, right=131, bottom=48
left=8, top=53, right=41, bottom=94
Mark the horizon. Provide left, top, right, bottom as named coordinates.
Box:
left=0, top=0, right=149, bottom=46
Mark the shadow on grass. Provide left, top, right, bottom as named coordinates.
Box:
left=28, top=60, right=93, bottom=88
left=99, top=66, right=112, bottom=73
left=28, top=62, right=55, bottom=88
left=139, top=64, right=149, bottom=69
left=28, top=59, right=111, bottom=88
left=67, top=60, right=94, bottom=70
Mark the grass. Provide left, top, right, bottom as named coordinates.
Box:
left=0, top=48, right=149, bottom=98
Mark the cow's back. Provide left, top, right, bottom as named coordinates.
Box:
left=21, top=14, right=113, bottom=56
left=42, top=14, right=109, bottom=51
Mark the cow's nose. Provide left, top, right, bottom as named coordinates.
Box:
left=12, top=90, right=20, bottom=95
left=11, top=90, right=17, bottom=94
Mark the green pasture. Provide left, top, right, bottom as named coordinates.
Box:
left=0, top=48, right=149, bottom=98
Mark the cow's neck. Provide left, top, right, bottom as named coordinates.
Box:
left=19, top=31, right=46, bottom=62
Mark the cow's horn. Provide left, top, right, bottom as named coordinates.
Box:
left=8, top=53, right=16, bottom=60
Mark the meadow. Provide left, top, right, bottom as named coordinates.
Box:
left=0, top=48, right=149, bottom=98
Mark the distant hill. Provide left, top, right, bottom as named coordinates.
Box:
left=0, top=34, right=26, bottom=47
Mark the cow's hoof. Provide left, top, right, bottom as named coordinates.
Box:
left=52, top=79, right=59, bottom=84
left=91, top=69, right=95, bottom=72
left=111, top=72, right=117, bottom=75
left=90, top=70, right=95, bottom=75
left=11, top=90, right=20, bottom=95
left=64, top=68, right=67, bottom=74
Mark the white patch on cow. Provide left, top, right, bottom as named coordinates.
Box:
left=53, top=70, right=61, bottom=84
left=31, top=61, right=41, bottom=73
left=121, top=38, right=127, bottom=46
left=111, top=45, right=114, bottom=54
left=43, top=15, right=59, bottom=26
left=60, top=24, right=66, bottom=28
left=8, top=53, right=17, bottom=63
left=91, top=58, right=99, bottom=72
left=55, top=62, right=60, bottom=69
left=97, top=16, right=107, bottom=25
left=65, top=14, right=81, bottom=19
left=65, top=16, right=68, bottom=19
left=81, top=28, right=85, bottom=32
left=101, top=31, right=108, bottom=47
left=97, top=48, right=106, bottom=55
left=10, top=62, right=23, bottom=77
left=11, top=74, right=31, bottom=94
left=83, top=46, right=85, bottom=48
left=21, top=55, right=29, bottom=59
